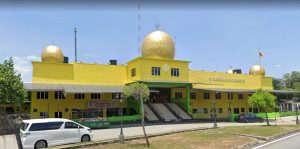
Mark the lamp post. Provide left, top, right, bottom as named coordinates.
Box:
left=212, top=99, right=217, bottom=128
left=296, top=103, right=299, bottom=125
left=119, top=97, right=125, bottom=144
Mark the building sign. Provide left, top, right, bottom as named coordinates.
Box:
left=209, top=77, right=245, bottom=84
left=88, top=100, right=118, bottom=108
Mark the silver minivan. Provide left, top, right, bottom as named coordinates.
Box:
left=20, top=118, right=93, bottom=149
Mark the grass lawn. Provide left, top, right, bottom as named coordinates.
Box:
left=82, top=125, right=300, bottom=149
left=211, top=125, right=300, bottom=137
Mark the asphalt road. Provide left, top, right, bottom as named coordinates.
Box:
left=253, top=132, right=300, bottom=149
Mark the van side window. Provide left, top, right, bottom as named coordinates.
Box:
left=29, top=122, right=63, bottom=131
left=65, top=122, right=83, bottom=129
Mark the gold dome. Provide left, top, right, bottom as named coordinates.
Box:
left=249, top=65, right=265, bottom=76
left=141, top=30, right=175, bottom=59
left=41, top=45, right=64, bottom=63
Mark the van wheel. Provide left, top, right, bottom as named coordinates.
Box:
left=34, top=140, right=47, bottom=149
left=81, top=135, right=90, bottom=142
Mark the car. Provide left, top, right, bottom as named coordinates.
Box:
left=234, top=114, right=264, bottom=123
left=20, top=118, right=93, bottom=149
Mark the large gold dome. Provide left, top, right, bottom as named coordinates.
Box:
left=249, top=65, right=265, bottom=76
left=141, top=30, right=175, bottom=59
left=41, top=45, right=64, bottom=63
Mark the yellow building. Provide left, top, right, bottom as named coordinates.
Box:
left=26, top=30, right=275, bottom=121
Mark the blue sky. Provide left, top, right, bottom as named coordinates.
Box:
left=1, top=3, right=300, bottom=82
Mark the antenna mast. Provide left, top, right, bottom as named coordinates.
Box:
left=138, top=0, right=141, bottom=55
left=74, top=27, right=78, bottom=62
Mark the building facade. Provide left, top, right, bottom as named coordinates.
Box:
left=26, top=30, right=274, bottom=121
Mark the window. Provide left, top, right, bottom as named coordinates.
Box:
left=33, top=109, right=37, bottom=112
left=112, top=93, right=123, bottom=99
left=171, top=68, right=179, bottom=77
left=234, top=108, right=240, bottom=114
left=39, top=112, right=48, bottom=118
left=218, top=108, right=223, bottom=113
left=29, top=122, right=63, bottom=131
left=228, top=93, right=233, bottom=100
left=65, top=108, right=69, bottom=112
left=215, top=93, right=221, bottom=100
left=55, top=91, right=65, bottom=99
left=204, top=92, right=210, bottom=100
left=151, top=67, right=160, bottom=76
left=241, top=108, right=245, bottom=113
left=249, top=108, right=253, bottom=113
left=228, top=108, right=232, bottom=113
left=75, top=93, right=85, bottom=100
left=253, top=108, right=259, bottom=113
left=91, top=93, right=101, bottom=100
left=204, top=108, right=208, bottom=114
left=192, top=109, right=197, bottom=114
left=65, top=122, right=83, bottom=129
left=175, top=92, right=182, bottom=99
left=37, top=91, right=48, bottom=99
left=190, top=92, right=196, bottom=100
left=238, top=94, right=244, bottom=100
left=107, top=108, right=123, bottom=117
left=131, top=68, right=136, bottom=77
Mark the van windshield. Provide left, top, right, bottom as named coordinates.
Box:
left=20, top=122, right=29, bottom=131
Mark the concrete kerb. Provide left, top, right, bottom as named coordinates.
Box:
left=50, top=127, right=210, bottom=149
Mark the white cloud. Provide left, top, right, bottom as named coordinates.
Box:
left=11, top=55, right=40, bottom=82
left=275, top=64, right=281, bottom=68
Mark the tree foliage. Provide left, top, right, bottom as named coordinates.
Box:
left=123, top=82, right=150, bottom=147
left=0, top=57, right=27, bottom=104
left=272, top=78, right=284, bottom=90
left=283, top=71, right=300, bottom=89
left=248, top=90, right=276, bottom=125
left=123, top=82, right=150, bottom=102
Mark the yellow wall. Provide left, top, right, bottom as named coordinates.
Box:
left=32, top=62, right=126, bottom=85
left=172, top=88, right=258, bottom=119
left=30, top=57, right=273, bottom=120
left=0, top=103, right=30, bottom=114
left=127, top=57, right=190, bottom=83
left=190, top=70, right=273, bottom=90
left=31, top=91, right=127, bottom=119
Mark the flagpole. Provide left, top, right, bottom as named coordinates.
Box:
left=258, top=47, right=261, bottom=67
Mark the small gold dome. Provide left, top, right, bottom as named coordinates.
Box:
left=41, top=45, right=64, bottom=63
left=141, top=30, right=175, bottom=59
left=249, top=65, right=265, bottom=76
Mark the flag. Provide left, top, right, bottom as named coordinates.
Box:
left=259, top=51, right=263, bottom=57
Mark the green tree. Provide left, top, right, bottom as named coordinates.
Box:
left=248, top=90, right=276, bottom=126
left=123, top=82, right=150, bottom=147
left=272, top=78, right=284, bottom=90
left=283, top=71, right=300, bottom=89
left=0, top=57, right=27, bottom=107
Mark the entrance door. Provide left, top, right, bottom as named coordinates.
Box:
left=55, top=112, right=62, bottom=118
left=150, top=88, right=171, bottom=103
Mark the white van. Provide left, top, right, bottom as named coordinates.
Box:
left=20, top=118, right=93, bottom=149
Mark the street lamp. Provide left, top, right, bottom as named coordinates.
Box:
left=211, top=99, right=217, bottom=128
left=296, top=103, right=299, bottom=125
left=119, top=97, right=125, bottom=144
